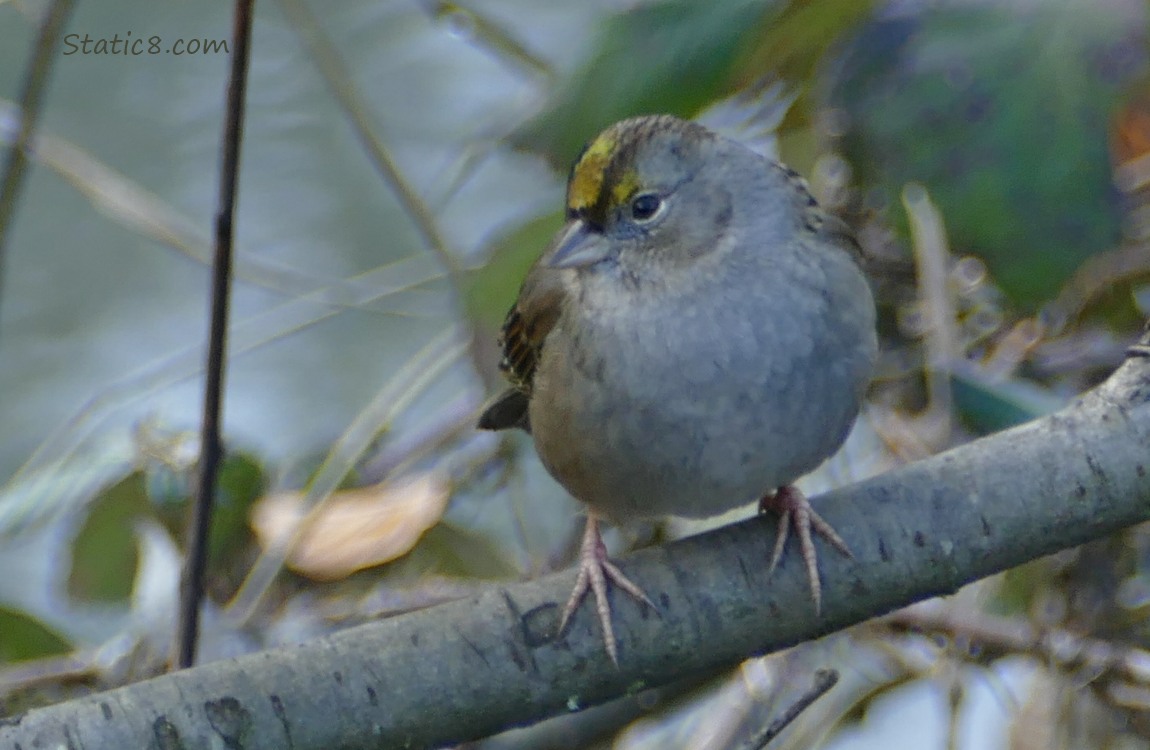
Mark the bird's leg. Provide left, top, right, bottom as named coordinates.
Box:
left=558, top=516, right=656, bottom=665
left=759, top=485, right=852, bottom=612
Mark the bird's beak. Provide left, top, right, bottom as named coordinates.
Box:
left=545, top=220, right=612, bottom=269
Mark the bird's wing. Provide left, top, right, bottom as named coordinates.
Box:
left=477, top=264, right=565, bottom=432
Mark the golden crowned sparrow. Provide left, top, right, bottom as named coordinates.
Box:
left=479, top=114, right=877, bottom=663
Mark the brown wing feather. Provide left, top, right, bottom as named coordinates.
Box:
left=497, top=264, right=564, bottom=394
left=478, top=263, right=566, bottom=432
left=499, top=306, right=538, bottom=392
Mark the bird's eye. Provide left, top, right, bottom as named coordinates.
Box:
left=630, top=193, right=662, bottom=222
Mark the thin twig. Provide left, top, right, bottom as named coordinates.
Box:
left=420, top=1, right=553, bottom=81
left=0, top=108, right=412, bottom=307
left=275, top=0, right=466, bottom=293
left=0, top=0, right=77, bottom=334
left=2, top=341, right=1149, bottom=747
left=174, top=0, right=256, bottom=670
left=360, top=393, right=479, bottom=480
left=902, top=183, right=956, bottom=441
left=5, top=252, right=443, bottom=491
left=744, top=669, right=839, bottom=749
left=885, top=600, right=1150, bottom=689
left=226, top=328, right=469, bottom=624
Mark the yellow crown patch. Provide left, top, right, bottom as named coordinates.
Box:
left=567, top=132, right=643, bottom=215
left=567, top=134, right=616, bottom=212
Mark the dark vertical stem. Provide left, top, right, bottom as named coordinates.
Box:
left=0, top=0, right=77, bottom=340
left=174, top=0, right=255, bottom=670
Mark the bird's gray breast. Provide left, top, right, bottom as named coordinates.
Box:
left=529, top=251, right=874, bottom=523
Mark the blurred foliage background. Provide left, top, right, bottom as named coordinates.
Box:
left=2, top=0, right=1150, bottom=747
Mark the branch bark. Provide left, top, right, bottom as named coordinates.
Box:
left=3, top=336, right=1150, bottom=749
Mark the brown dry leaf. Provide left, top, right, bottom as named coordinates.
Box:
left=250, top=474, right=449, bottom=581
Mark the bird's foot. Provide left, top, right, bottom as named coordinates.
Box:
left=558, top=517, right=656, bottom=665
left=759, top=485, right=852, bottom=612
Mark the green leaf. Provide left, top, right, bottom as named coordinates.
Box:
left=510, top=0, right=779, bottom=167
left=209, top=452, right=265, bottom=562
left=0, top=607, right=71, bottom=663
left=829, top=0, right=1143, bottom=309
left=66, top=473, right=148, bottom=604
left=0, top=440, right=137, bottom=537
left=465, top=211, right=564, bottom=329
left=149, top=451, right=265, bottom=597
left=734, top=0, right=878, bottom=140
left=950, top=361, right=1067, bottom=434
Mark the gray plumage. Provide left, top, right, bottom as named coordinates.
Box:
left=481, top=114, right=876, bottom=522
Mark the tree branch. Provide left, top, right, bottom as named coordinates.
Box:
left=3, top=335, right=1149, bottom=749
